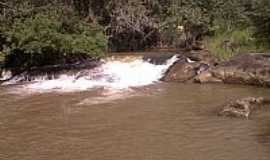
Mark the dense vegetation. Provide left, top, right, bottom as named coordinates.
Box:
left=0, top=0, right=270, bottom=71
left=0, top=1, right=107, bottom=72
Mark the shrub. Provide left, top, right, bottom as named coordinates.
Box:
left=0, top=8, right=107, bottom=71
left=203, top=28, right=265, bottom=60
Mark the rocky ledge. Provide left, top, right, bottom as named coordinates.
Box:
left=161, top=50, right=220, bottom=82
left=219, top=97, right=270, bottom=119
left=162, top=51, right=270, bottom=88
left=196, top=53, right=270, bottom=87
left=0, top=59, right=102, bottom=83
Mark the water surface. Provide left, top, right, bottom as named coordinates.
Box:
left=0, top=83, right=270, bottom=160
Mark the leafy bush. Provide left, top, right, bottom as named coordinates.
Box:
left=204, top=28, right=262, bottom=60
left=0, top=8, right=107, bottom=70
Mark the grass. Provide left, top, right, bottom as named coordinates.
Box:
left=204, top=28, right=269, bottom=60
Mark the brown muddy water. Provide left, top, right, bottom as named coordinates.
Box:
left=0, top=83, right=270, bottom=160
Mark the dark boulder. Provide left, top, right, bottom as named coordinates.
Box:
left=161, top=58, right=198, bottom=82
left=161, top=50, right=220, bottom=82
left=183, top=50, right=220, bottom=66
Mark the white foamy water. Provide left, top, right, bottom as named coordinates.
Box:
left=0, top=70, right=12, bottom=81
left=12, top=55, right=179, bottom=93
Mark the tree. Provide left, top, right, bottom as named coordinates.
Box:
left=249, top=0, right=270, bottom=46
left=0, top=1, right=106, bottom=73
left=105, top=0, right=160, bottom=51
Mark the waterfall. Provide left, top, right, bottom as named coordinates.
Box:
left=3, top=55, right=179, bottom=93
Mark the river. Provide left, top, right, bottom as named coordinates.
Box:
left=0, top=55, right=270, bottom=160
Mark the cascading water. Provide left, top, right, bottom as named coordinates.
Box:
left=2, top=55, right=179, bottom=93
left=0, top=70, right=12, bottom=81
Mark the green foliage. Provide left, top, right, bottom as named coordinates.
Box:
left=204, top=28, right=268, bottom=60
left=167, top=0, right=251, bottom=35
left=0, top=0, right=269, bottom=63
left=163, top=0, right=270, bottom=53
left=0, top=7, right=107, bottom=69
left=249, top=0, right=270, bottom=47
left=169, top=0, right=212, bottom=26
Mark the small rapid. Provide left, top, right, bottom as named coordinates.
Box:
left=4, top=55, right=179, bottom=93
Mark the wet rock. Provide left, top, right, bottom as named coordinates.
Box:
left=1, top=59, right=102, bottom=83
left=161, top=50, right=219, bottom=82
left=161, top=58, right=198, bottom=82
left=219, top=97, right=270, bottom=119
left=184, top=50, right=220, bottom=66
left=196, top=63, right=210, bottom=74
left=194, top=71, right=223, bottom=83
left=198, top=53, right=270, bottom=87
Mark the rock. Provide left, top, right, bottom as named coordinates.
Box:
left=194, top=71, right=223, bottom=83
left=161, top=50, right=219, bottom=82
left=192, top=41, right=205, bottom=50
left=184, top=50, right=220, bottom=66
left=219, top=97, right=270, bottom=119
left=204, top=53, right=270, bottom=87
left=196, top=63, right=210, bottom=74
left=2, top=59, right=102, bottom=83
left=161, top=58, right=198, bottom=82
